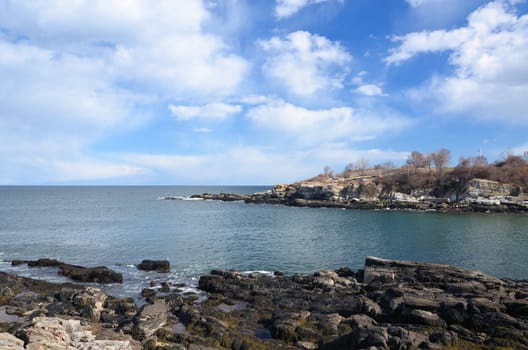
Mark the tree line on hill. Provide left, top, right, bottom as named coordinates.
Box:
left=315, top=149, right=528, bottom=193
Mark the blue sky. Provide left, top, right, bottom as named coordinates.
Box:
left=1, top=0, right=528, bottom=184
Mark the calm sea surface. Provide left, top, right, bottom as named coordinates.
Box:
left=1, top=186, right=527, bottom=296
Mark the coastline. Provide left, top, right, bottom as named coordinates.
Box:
left=183, top=178, right=528, bottom=214
left=1, top=257, right=527, bottom=349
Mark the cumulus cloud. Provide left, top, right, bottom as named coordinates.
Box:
left=388, top=0, right=528, bottom=123
left=169, top=103, right=242, bottom=121
left=355, top=84, right=386, bottom=96
left=259, top=31, right=351, bottom=97
left=246, top=99, right=411, bottom=146
left=274, top=0, right=341, bottom=19
left=0, top=0, right=248, bottom=183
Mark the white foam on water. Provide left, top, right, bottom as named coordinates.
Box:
left=241, top=270, right=275, bottom=277
left=158, top=196, right=204, bottom=201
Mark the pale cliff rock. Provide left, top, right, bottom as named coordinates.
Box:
left=21, top=317, right=141, bottom=350
left=190, top=177, right=528, bottom=212
left=0, top=332, right=24, bottom=350
left=453, top=179, right=527, bottom=207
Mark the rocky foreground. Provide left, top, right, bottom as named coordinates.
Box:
left=183, top=178, right=528, bottom=213
left=1, top=257, right=528, bottom=349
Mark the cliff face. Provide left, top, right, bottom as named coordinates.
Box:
left=248, top=178, right=528, bottom=212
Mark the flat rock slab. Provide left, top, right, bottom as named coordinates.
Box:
left=22, top=317, right=141, bottom=350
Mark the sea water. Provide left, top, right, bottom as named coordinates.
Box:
left=1, top=186, right=527, bottom=297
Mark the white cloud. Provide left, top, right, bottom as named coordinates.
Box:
left=259, top=31, right=351, bottom=97
left=274, top=0, right=341, bottom=19
left=193, top=128, right=213, bottom=133
left=246, top=99, right=411, bottom=146
left=119, top=145, right=409, bottom=184
left=0, top=1, right=248, bottom=97
left=355, top=84, right=386, bottom=96
left=0, top=0, right=249, bottom=183
left=52, top=159, right=147, bottom=182
left=405, top=0, right=458, bottom=8
left=386, top=28, right=472, bottom=65
left=389, top=0, right=528, bottom=123
left=235, top=95, right=273, bottom=105
left=169, top=103, right=242, bottom=121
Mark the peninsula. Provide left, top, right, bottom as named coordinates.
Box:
left=186, top=151, right=528, bottom=213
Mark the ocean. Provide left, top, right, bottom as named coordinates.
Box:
left=1, top=186, right=527, bottom=297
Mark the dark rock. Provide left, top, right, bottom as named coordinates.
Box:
left=505, top=298, right=528, bottom=317
left=141, top=288, right=157, bottom=298
left=9, top=259, right=122, bottom=284
left=160, top=282, right=170, bottom=293
left=430, top=330, right=458, bottom=346
left=335, top=267, right=355, bottom=277
left=58, top=264, right=123, bottom=283
left=3, top=256, right=528, bottom=350
left=137, top=260, right=170, bottom=273
left=11, top=258, right=62, bottom=267
left=45, top=301, right=78, bottom=317
left=190, top=193, right=249, bottom=202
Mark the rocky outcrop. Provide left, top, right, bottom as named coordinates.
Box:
left=2, top=257, right=528, bottom=349
left=11, top=259, right=123, bottom=284
left=0, top=332, right=24, bottom=350
left=193, top=257, right=528, bottom=349
left=186, top=177, right=528, bottom=213
left=137, top=259, right=170, bottom=273
left=190, top=193, right=248, bottom=201
left=20, top=317, right=141, bottom=350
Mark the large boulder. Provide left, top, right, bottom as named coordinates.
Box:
left=137, top=260, right=170, bottom=273
left=58, top=264, right=123, bottom=283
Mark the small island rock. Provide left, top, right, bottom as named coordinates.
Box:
left=137, top=259, right=170, bottom=272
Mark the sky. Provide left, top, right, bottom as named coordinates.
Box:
left=1, top=0, right=528, bottom=185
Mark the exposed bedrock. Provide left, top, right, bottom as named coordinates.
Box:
left=188, top=178, right=528, bottom=213
left=1, top=257, right=527, bottom=349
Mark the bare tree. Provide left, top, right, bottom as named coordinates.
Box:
left=343, top=163, right=354, bottom=178
left=472, top=155, right=488, bottom=167
left=431, top=148, right=451, bottom=175
left=323, top=165, right=334, bottom=179
left=355, top=158, right=369, bottom=175
left=406, top=151, right=427, bottom=173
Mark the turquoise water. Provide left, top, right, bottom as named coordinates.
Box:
left=1, top=186, right=527, bottom=296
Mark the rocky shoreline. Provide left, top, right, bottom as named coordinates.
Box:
left=182, top=178, right=528, bottom=214
left=1, top=257, right=528, bottom=349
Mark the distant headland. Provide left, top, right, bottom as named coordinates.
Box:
left=184, top=149, right=528, bottom=213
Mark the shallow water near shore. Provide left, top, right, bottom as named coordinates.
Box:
left=1, top=186, right=527, bottom=297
